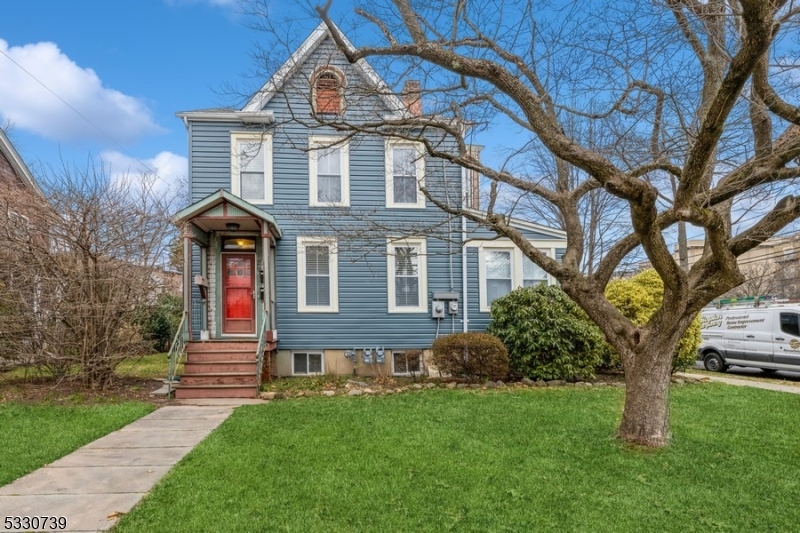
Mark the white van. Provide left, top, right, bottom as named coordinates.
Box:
left=699, top=305, right=800, bottom=372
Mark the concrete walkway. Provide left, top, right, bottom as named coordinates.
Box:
left=0, top=405, right=238, bottom=532
left=678, top=372, right=800, bottom=395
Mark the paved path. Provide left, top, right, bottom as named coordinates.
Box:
left=0, top=405, right=238, bottom=532
left=678, top=372, right=800, bottom=395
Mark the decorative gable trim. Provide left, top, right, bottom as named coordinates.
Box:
left=242, top=21, right=406, bottom=117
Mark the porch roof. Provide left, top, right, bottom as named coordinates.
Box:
left=173, top=189, right=282, bottom=239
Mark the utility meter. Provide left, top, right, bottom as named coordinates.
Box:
left=363, top=347, right=373, bottom=364
left=376, top=347, right=385, bottom=364
left=448, top=301, right=459, bottom=314
left=344, top=349, right=356, bottom=360
left=432, top=301, right=445, bottom=318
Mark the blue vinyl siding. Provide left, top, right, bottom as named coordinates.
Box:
left=187, top=35, right=465, bottom=350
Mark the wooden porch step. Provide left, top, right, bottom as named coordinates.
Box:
left=184, top=361, right=257, bottom=374
left=180, top=373, right=258, bottom=386
left=187, top=351, right=257, bottom=362
left=187, top=341, right=259, bottom=352
left=174, top=384, right=258, bottom=399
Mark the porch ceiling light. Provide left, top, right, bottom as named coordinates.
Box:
left=226, top=222, right=240, bottom=232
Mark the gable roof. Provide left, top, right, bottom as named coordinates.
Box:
left=242, top=21, right=407, bottom=117
left=0, top=128, right=43, bottom=196
left=173, top=189, right=282, bottom=239
left=465, top=208, right=568, bottom=240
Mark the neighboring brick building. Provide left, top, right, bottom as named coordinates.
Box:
left=0, top=128, right=42, bottom=195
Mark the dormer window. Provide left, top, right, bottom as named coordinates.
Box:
left=313, top=68, right=344, bottom=114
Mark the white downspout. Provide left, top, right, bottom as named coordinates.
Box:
left=461, top=165, right=469, bottom=332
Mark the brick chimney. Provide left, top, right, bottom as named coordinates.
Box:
left=401, top=80, right=422, bottom=116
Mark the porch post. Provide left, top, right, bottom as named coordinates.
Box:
left=183, top=231, right=192, bottom=336
left=200, top=245, right=208, bottom=332
left=262, top=234, right=270, bottom=330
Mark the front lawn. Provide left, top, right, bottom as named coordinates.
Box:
left=116, top=384, right=800, bottom=532
left=0, top=402, right=154, bottom=486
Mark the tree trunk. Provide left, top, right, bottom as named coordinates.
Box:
left=617, top=338, right=676, bottom=447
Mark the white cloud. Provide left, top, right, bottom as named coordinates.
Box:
left=101, top=150, right=187, bottom=197
left=0, top=40, right=162, bottom=143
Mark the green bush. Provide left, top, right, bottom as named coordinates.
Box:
left=603, top=270, right=700, bottom=372
left=487, top=285, right=604, bottom=381
left=141, top=293, right=183, bottom=352
left=431, top=333, right=509, bottom=381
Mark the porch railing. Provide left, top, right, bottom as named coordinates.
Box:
left=256, top=316, right=270, bottom=389
left=167, top=311, right=189, bottom=397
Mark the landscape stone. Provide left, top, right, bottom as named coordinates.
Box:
left=470, top=383, right=482, bottom=389
left=412, top=383, right=424, bottom=389
left=348, top=389, right=363, bottom=397
left=521, top=377, right=535, bottom=386
left=426, top=383, right=436, bottom=389
left=260, top=392, right=276, bottom=400
left=347, top=379, right=368, bottom=387
left=533, top=380, right=546, bottom=387
left=495, top=381, right=506, bottom=387
left=321, top=390, right=336, bottom=397
left=446, top=382, right=457, bottom=389
left=546, top=380, right=566, bottom=386
left=456, top=383, right=468, bottom=389
left=485, top=381, right=497, bottom=388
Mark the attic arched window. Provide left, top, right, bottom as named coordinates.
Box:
left=313, top=69, right=344, bottom=114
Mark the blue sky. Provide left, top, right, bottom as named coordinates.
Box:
left=0, top=0, right=304, bottom=192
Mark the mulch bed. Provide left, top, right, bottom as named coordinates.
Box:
left=0, top=375, right=170, bottom=405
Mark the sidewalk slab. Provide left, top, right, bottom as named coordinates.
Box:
left=84, top=428, right=212, bottom=449
left=0, top=465, right=173, bottom=495
left=0, top=493, right=144, bottom=532
left=678, top=372, right=800, bottom=394
left=0, top=405, right=234, bottom=531
left=48, top=447, right=193, bottom=468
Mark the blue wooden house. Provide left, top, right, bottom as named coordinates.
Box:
left=171, top=23, right=567, bottom=398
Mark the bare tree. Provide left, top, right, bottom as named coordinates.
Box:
left=242, top=0, right=800, bottom=447
left=0, top=162, right=177, bottom=389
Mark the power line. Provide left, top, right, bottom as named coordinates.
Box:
left=0, top=47, right=161, bottom=179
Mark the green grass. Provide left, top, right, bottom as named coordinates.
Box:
left=115, top=384, right=800, bottom=532
left=0, top=402, right=154, bottom=486
left=1, top=353, right=179, bottom=383
left=116, top=353, right=180, bottom=379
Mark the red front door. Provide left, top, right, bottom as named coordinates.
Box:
left=222, top=254, right=255, bottom=334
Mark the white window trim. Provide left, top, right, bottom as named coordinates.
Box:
left=387, top=237, right=428, bottom=313
left=297, top=236, right=339, bottom=313
left=309, top=135, right=350, bottom=207
left=291, top=351, right=325, bottom=375
left=230, top=132, right=273, bottom=204
left=471, top=240, right=558, bottom=312
left=385, top=139, right=425, bottom=208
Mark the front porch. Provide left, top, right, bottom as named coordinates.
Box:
left=171, top=190, right=282, bottom=398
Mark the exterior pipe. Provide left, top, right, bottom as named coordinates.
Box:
left=461, top=163, right=469, bottom=333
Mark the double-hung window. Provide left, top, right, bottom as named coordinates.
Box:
left=231, top=132, right=272, bottom=204
left=387, top=238, right=427, bottom=313
left=523, top=252, right=549, bottom=286
left=297, top=237, right=338, bottom=312
left=386, top=140, right=425, bottom=208
left=309, top=136, right=349, bottom=207
left=476, top=242, right=555, bottom=311
left=485, top=250, right=513, bottom=305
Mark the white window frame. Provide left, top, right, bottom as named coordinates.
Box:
left=387, top=238, right=428, bottom=313
left=385, top=139, right=425, bottom=208
left=291, top=351, right=325, bottom=375
left=230, top=132, right=273, bottom=204
left=309, top=136, right=350, bottom=207
left=297, top=236, right=339, bottom=313
left=472, top=240, right=557, bottom=312
left=392, top=350, right=423, bottom=376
